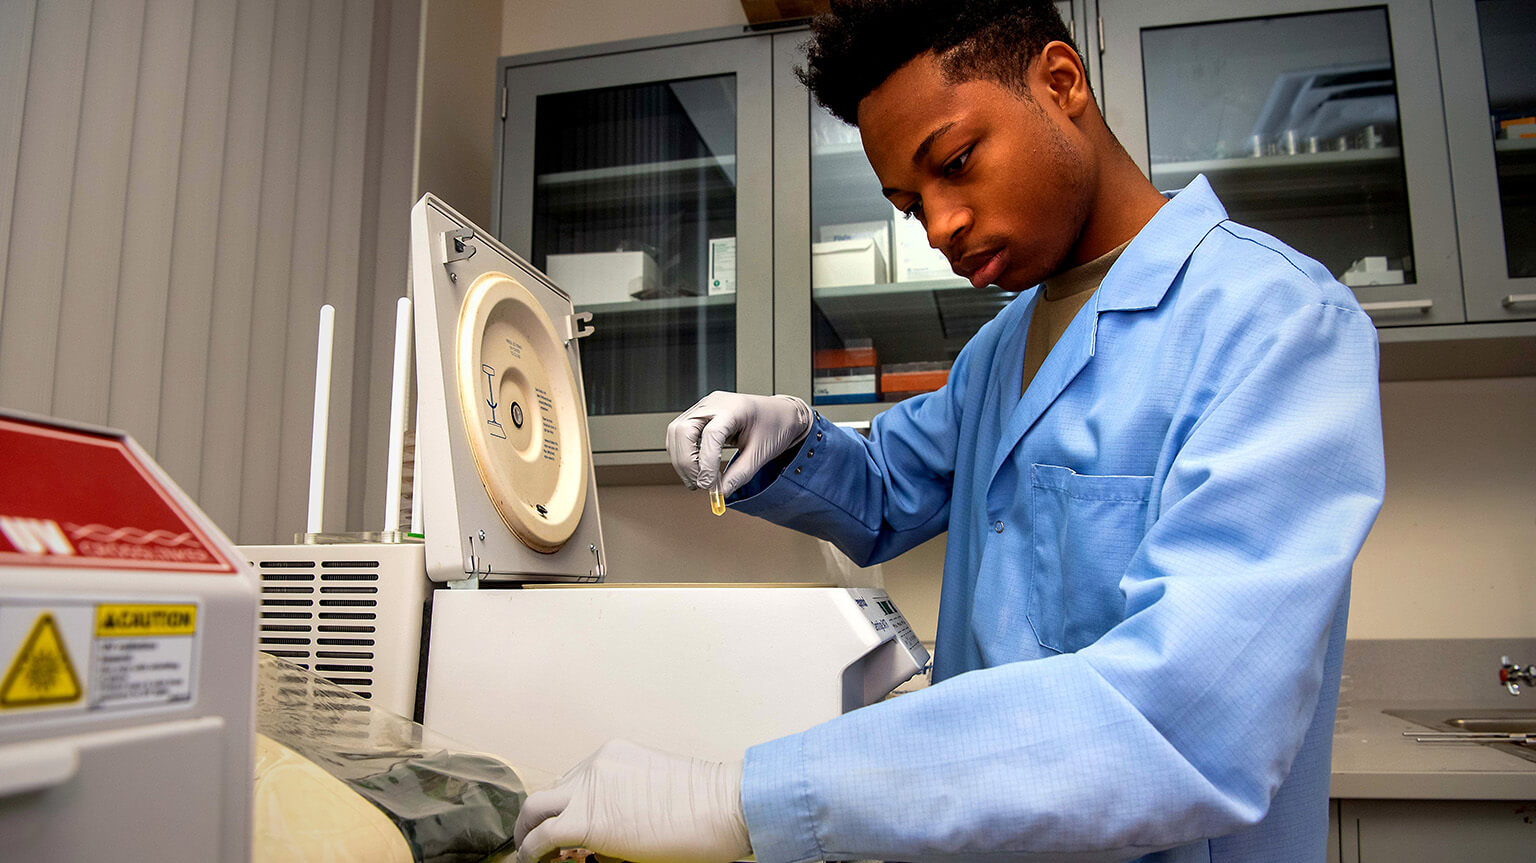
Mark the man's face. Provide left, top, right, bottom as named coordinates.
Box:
left=857, top=51, right=1092, bottom=291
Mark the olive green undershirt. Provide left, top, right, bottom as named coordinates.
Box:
left=1021, top=239, right=1132, bottom=397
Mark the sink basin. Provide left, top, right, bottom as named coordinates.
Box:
left=1444, top=717, right=1536, bottom=734
left=1385, top=709, right=1536, bottom=764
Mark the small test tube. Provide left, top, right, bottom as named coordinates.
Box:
left=709, top=476, right=726, bottom=516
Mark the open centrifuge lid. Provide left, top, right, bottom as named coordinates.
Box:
left=410, top=194, right=604, bottom=583
left=455, top=270, right=590, bottom=553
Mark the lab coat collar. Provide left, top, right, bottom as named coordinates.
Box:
left=984, top=176, right=1229, bottom=483
left=1093, top=174, right=1229, bottom=314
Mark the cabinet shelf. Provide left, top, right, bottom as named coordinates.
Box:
left=537, top=155, right=738, bottom=186
left=579, top=293, right=735, bottom=334
left=814, top=277, right=969, bottom=301
left=1151, top=148, right=1407, bottom=216
left=814, top=279, right=1018, bottom=366
left=1152, top=147, right=1401, bottom=177
left=1493, top=138, right=1536, bottom=184
left=811, top=144, right=889, bottom=225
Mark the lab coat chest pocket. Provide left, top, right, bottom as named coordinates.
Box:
left=1028, top=464, right=1153, bottom=654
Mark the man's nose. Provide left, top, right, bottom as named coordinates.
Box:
left=924, top=196, right=971, bottom=258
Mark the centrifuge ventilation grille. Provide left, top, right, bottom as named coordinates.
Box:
left=257, top=559, right=381, bottom=700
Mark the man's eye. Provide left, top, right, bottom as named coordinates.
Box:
left=942, top=149, right=971, bottom=177
left=901, top=201, right=924, bottom=220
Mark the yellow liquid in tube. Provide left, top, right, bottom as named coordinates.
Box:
left=709, top=481, right=726, bottom=516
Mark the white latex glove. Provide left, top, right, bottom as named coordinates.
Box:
left=666, top=391, right=812, bottom=497
left=512, top=739, right=751, bottom=863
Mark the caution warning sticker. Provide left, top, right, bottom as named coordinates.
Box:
left=96, top=604, right=197, bottom=638
left=0, top=599, right=199, bottom=721
left=0, top=613, right=83, bottom=708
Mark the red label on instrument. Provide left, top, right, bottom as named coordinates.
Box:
left=0, top=417, right=236, bottom=573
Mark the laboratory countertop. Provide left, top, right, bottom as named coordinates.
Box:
left=1329, top=638, right=1536, bottom=800
left=1329, top=700, right=1536, bottom=799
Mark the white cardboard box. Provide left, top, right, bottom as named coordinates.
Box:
left=1341, top=255, right=1406, bottom=287
left=818, top=221, right=892, bottom=283
left=546, top=250, right=659, bottom=305
left=812, top=237, right=887, bottom=289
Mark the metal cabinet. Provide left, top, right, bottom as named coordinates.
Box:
left=1335, top=799, right=1536, bottom=862
left=1434, top=0, right=1536, bottom=322
left=494, top=2, right=1531, bottom=459
left=494, top=32, right=774, bottom=455
left=1099, top=0, right=1466, bottom=328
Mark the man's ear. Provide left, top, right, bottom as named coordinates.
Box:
left=1037, top=41, right=1090, bottom=119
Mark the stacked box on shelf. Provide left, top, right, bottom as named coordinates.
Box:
left=880, top=361, right=952, bottom=402
left=813, top=340, right=878, bottom=404
left=1499, top=116, right=1535, bottom=139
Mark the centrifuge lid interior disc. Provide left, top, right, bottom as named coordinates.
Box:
left=455, top=270, right=590, bottom=553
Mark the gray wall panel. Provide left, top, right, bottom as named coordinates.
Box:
left=0, top=0, right=420, bottom=544
left=50, top=0, right=145, bottom=426
left=0, top=0, right=39, bottom=346
left=358, top=0, right=421, bottom=532
left=199, top=0, right=278, bottom=535
left=0, top=0, right=89, bottom=414
left=107, top=0, right=195, bottom=451
left=157, top=0, right=239, bottom=493
left=272, top=0, right=344, bottom=540
left=239, top=0, right=309, bottom=543
left=318, top=0, right=374, bottom=533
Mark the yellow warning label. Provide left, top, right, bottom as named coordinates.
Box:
left=95, top=604, right=197, bottom=637
left=1, top=614, right=84, bottom=708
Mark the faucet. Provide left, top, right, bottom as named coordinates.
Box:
left=1499, top=656, right=1536, bottom=695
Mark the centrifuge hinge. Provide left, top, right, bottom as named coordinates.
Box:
left=562, top=311, right=595, bottom=344
left=442, top=229, right=477, bottom=264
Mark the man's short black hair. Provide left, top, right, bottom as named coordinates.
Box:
left=797, top=0, right=1081, bottom=126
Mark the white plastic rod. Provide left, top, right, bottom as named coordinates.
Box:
left=384, top=297, right=412, bottom=532
left=410, top=399, right=422, bottom=535
left=307, top=304, right=336, bottom=534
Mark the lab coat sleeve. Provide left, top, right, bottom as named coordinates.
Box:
left=739, top=299, right=1385, bottom=863
left=730, top=327, right=989, bottom=564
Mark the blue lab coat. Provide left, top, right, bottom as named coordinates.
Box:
left=731, top=177, right=1386, bottom=863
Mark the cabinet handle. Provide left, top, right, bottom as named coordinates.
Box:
left=1502, top=293, right=1536, bottom=308
left=1359, top=299, right=1433, bottom=314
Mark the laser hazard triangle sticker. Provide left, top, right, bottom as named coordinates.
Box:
left=1, top=613, right=83, bottom=708
left=0, top=599, right=200, bottom=721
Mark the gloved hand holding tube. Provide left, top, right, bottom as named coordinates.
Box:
left=512, top=739, right=751, bottom=863
left=666, top=392, right=812, bottom=499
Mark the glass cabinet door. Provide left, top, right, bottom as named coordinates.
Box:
left=1100, top=0, right=1464, bottom=327
left=498, top=37, right=773, bottom=451
left=1438, top=0, right=1536, bottom=321
left=772, top=4, right=1085, bottom=420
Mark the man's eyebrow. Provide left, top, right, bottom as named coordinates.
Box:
left=881, top=121, right=959, bottom=197
left=912, top=121, right=958, bottom=167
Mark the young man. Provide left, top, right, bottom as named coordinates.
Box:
left=514, top=2, right=1385, bottom=861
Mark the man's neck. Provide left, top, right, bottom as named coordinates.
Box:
left=1062, top=135, right=1167, bottom=270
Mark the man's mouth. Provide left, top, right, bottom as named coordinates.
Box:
left=954, top=248, right=1009, bottom=289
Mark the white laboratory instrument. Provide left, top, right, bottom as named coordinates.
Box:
left=239, top=298, right=432, bottom=719
left=0, top=411, right=257, bottom=863
left=239, top=541, right=430, bottom=717
left=427, top=583, right=928, bottom=780
left=409, top=194, right=930, bottom=778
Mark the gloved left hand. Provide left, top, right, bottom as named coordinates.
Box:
left=513, top=739, right=751, bottom=863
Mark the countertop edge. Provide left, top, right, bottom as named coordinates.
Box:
left=1330, top=770, right=1536, bottom=800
